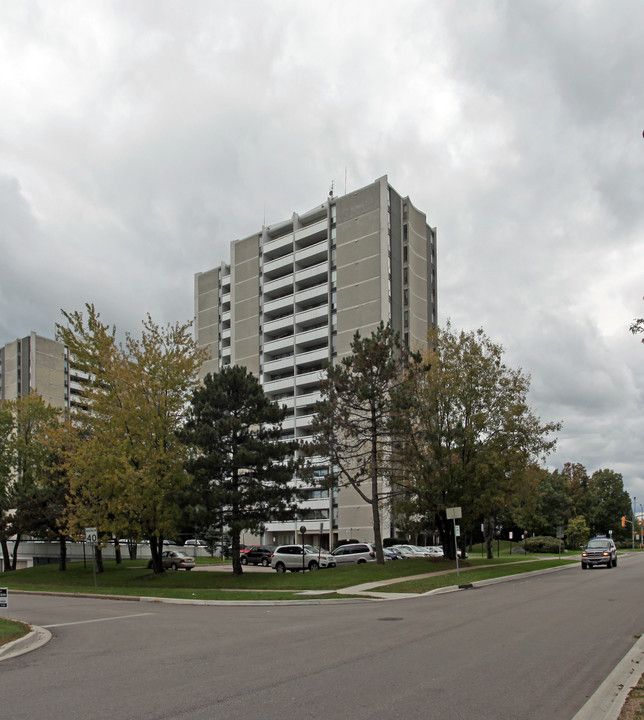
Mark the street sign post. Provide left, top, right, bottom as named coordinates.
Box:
left=446, top=507, right=462, bottom=579
left=85, top=527, right=98, bottom=588
left=0, top=588, right=7, bottom=609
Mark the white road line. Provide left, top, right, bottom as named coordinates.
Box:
left=42, top=612, right=154, bottom=628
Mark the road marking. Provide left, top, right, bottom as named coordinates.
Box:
left=42, top=612, right=154, bottom=628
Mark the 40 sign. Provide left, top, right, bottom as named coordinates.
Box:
left=85, top=527, right=98, bottom=545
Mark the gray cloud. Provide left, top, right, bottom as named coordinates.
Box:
left=1, top=0, right=642, bottom=498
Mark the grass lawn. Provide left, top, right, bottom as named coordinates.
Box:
left=0, top=617, right=30, bottom=645
left=0, top=555, right=577, bottom=602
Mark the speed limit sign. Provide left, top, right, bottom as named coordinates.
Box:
left=85, top=527, right=98, bottom=545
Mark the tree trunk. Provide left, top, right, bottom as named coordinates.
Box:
left=114, top=540, right=122, bottom=565
left=483, top=516, right=495, bottom=559
left=370, top=414, right=385, bottom=564
left=231, top=530, right=242, bottom=575
left=58, top=536, right=67, bottom=571
left=11, top=532, right=21, bottom=570
left=94, top=545, right=104, bottom=573
left=148, top=536, right=164, bottom=574
left=0, top=538, right=12, bottom=571
left=127, top=540, right=137, bottom=560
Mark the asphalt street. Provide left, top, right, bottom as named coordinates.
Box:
left=1, top=554, right=643, bottom=720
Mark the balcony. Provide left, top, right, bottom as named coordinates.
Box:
left=295, top=261, right=328, bottom=289
left=295, top=284, right=328, bottom=311
left=295, top=325, right=328, bottom=349
left=295, top=305, right=329, bottom=330
left=264, top=375, right=296, bottom=394
left=295, top=346, right=329, bottom=369
left=294, top=218, right=327, bottom=246
left=263, top=253, right=293, bottom=276
left=295, top=240, right=328, bottom=269
left=263, top=232, right=293, bottom=258
left=264, top=314, right=296, bottom=335
left=263, top=293, right=294, bottom=317
left=263, top=272, right=294, bottom=296
left=295, top=369, right=324, bottom=391
left=263, top=335, right=295, bottom=354
left=263, top=354, right=295, bottom=374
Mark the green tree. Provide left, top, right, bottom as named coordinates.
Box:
left=180, top=366, right=301, bottom=575
left=0, top=394, right=61, bottom=570
left=566, top=516, right=590, bottom=550
left=586, top=468, right=631, bottom=540
left=401, top=323, right=561, bottom=559
left=528, top=468, right=571, bottom=536
left=57, top=304, right=207, bottom=574
left=311, top=323, right=422, bottom=564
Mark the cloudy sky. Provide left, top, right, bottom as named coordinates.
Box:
left=1, top=1, right=643, bottom=499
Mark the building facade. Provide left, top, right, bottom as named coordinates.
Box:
left=0, top=332, right=84, bottom=410
left=194, top=175, right=437, bottom=548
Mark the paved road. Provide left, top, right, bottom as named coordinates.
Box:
left=1, top=554, right=642, bottom=720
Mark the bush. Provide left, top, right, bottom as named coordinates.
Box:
left=524, top=536, right=564, bottom=554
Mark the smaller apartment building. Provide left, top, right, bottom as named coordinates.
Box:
left=195, top=175, right=437, bottom=549
left=0, top=332, right=85, bottom=410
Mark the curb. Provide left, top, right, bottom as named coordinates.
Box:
left=571, top=634, right=644, bottom=720
left=0, top=625, right=51, bottom=662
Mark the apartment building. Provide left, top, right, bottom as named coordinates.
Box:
left=194, top=175, right=437, bottom=548
left=0, top=332, right=85, bottom=410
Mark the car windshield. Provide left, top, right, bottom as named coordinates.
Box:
left=304, top=545, right=324, bottom=554
left=587, top=540, right=610, bottom=549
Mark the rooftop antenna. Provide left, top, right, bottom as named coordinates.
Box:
left=329, top=180, right=334, bottom=198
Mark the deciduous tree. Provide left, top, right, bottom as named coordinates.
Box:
left=401, top=322, right=561, bottom=559
left=57, top=305, right=207, bottom=573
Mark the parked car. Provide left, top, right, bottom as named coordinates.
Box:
left=425, top=546, right=444, bottom=558
left=581, top=537, right=617, bottom=569
left=383, top=548, right=400, bottom=561
left=147, top=550, right=195, bottom=571
left=385, top=547, right=406, bottom=560
left=241, top=545, right=276, bottom=567
left=331, top=542, right=377, bottom=565
left=184, top=539, right=208, bottom=547
left=390, top=544, right=430, bottom=558
left=271, top=545, right=335, bottom=572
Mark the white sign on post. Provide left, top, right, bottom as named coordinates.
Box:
left=85, top=527, right=98, bottom=545
left=0, top=588, right=7, bottom=608
left=455, top=525, right=461, bottom=537
left=446, top=507, right=462, bottom=520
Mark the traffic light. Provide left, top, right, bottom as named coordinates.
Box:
left=622, top=516, right=626, bottom=527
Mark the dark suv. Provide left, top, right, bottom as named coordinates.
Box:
left=240, top=545, right=276, bottom=567
left=581, top=537, right=617, bottom=569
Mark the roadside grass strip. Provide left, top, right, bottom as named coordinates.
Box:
left=367, top=558, right=579, bottom=594
left=0, top=555, right=576, bottom=602
left=0, top=617, right=30, bottom=644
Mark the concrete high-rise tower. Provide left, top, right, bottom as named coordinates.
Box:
left=194, top=175, right=437, bottom=548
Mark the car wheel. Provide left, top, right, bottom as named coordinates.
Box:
left=614, top=557, right=618, bottom=567
left=308, top=561, right=319, bottom=571
left=357, top=559, right=366, bottom=564
left=261, top=558, right=269, bottom=567
left=241, top=556, right=248, bottom=565
left=581, top=562, right=587, bottom=569
left=171, top=563, right=178, bottom=571
left=185, top=567, right=193, bottom=571
left=275, top=562, right=286, bottom=573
